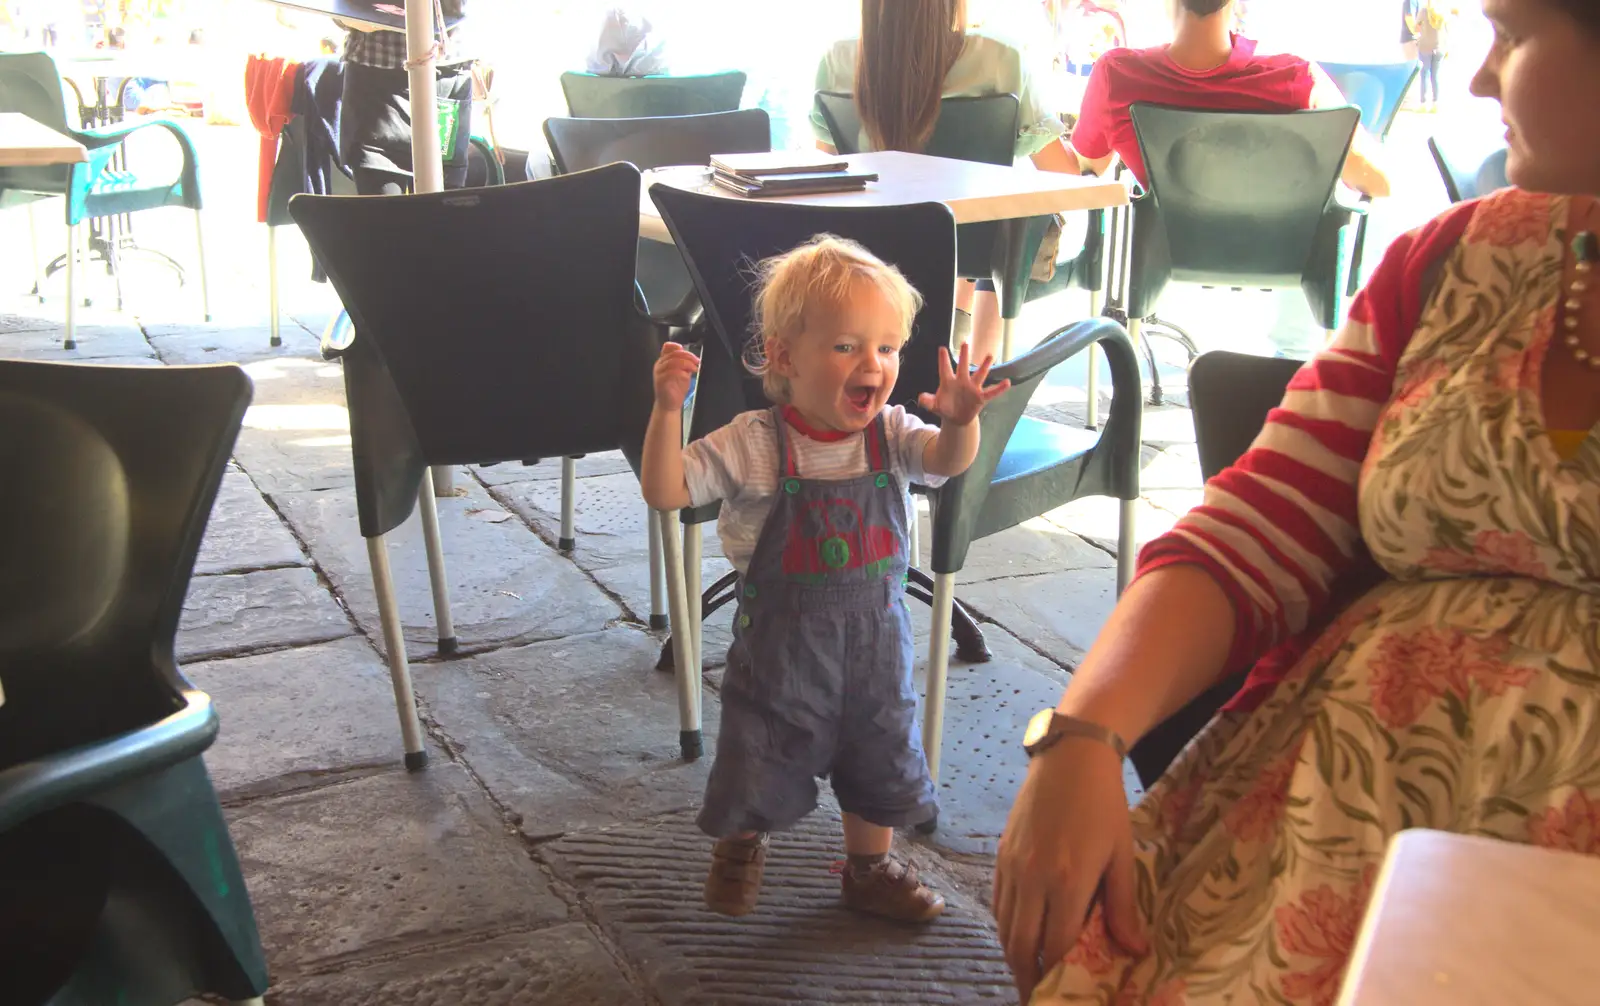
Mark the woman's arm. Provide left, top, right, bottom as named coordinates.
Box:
left=1029, top=136, right=1114, bottom=176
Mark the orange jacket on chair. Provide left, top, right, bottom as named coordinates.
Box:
left=245, top=55, right=300, bottom=224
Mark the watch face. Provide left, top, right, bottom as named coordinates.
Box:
left=1024, top=708, right=1055, bottom=749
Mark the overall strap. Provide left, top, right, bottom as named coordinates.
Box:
left=865, top=409, right=889, bottom=472
left=771, top=406, right=799, bottom=478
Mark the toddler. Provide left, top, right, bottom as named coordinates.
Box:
left=641, top=235, right=1008, bottom=922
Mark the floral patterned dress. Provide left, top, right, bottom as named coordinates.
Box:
left=1036, top=189, right=1600, bottom=1004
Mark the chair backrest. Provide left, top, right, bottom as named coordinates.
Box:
left=1316, top=61, right=1419, bottom=140
left=1427, top=134, right=1510, bottom=203
left=1188, top=350, right=1303, bottom=481
left=0, top=51, right=72, bottom=133
left=647, top=182, right=957, bottom=443
left=814, top=90, right=1019, bottom=165
left=559, top=70, right=747, bottom=119
left=288, top=164, right=655, bottom=479
left=1129, top=103, right=1360, bottom=289
left=544, top=108, right=771, bottom=174
left=0, top=361, right=250, bottom=767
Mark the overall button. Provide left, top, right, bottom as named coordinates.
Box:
left=820, top=536, right=851, bottom=569
left=738, top=613, right=751, bottom=629
left=875, top=473, right=889, bottom=488
left=784, top=479, right=801, bottom=495
left=743, top=583, right=757, bottom=598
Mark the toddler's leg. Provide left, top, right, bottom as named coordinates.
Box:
left=838, top=813, right=944, bottom=923
left=705, top=831, right=769, bottom=917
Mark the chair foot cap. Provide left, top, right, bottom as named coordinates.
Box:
left=438, top=636, right=459, bottom=656
left=404, top=750, right=429, bottom=772
left=680, top=730, right=703, bottom=761
left=63, top=341, right=76, bottom=351
left=269, top=336, right=282, bottom=348
left=650, top=613, right=669, bottom=631
left=558, top=537, right=576, bottom=552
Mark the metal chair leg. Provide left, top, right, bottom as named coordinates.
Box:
left=658, top=509, right=701, bottom=759
left=647, top=503, right=667, bottom=630
left=231, top=999, right=266, bottom=1006
left=27, top=202, right=43, bottom=302
left=417, top=470, right=457, bottom=655
left=267, top=224, right=281, bottom=347
left=63, top=221, right=77, bottom=350
left=194, top=209, right=211, bottom=322
left=921, top=571, right=957, bottom=791
left=1086, top=287, right=1103, bottom=430
left=1117, top=497, right=1136, bottom=596
left=908, top=497, right=922, bottom=566
left=1131, top=316, right=1164, bottom=406
left=366, top=535, right=428, bottom=770
left=684, top=521, right=703, bottom=673
left=558, top=457, right=577, bottom=551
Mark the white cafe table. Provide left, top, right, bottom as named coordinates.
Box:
left=1338, top=829, right=1600, bottom=1006
left=0, top=112, right=87, bottom=168
left=639, top=150, right=1130, bottom=361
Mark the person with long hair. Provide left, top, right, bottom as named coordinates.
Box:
left=993, top=0, right=1600, bottom=1000
left=813, top=0, right=1079, bottom=363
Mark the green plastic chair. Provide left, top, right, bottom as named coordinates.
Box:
left=0, top=360, right=269, bottom=1005
left=1428, top=133, right=1509, bottom=203
left=1113, top=104, right=1364, bottom=403
left=0, top=52, right=208, bottom=350
left=559, top=70, right=747, bottom=118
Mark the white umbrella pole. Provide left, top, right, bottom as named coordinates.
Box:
left=405, top=0, right=453, bottom=496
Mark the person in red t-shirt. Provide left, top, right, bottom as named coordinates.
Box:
left=1059, top=0, right=1392, bottom=197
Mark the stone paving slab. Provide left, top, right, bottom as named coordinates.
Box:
left=227, top=765, right=570, bottom=976
left=1139, top=442, right=1204, bottom=491
left=1038, top=494, right=1181, bottom=558
left=0, top=321, right=154, bottom=360
left=178, top=566, right=355, bottom=662
left=195, top=471, right=308, bottom=576
left=273, top=479, right=621, bottom=661
left=413, top=628, right=719, bottom=840
left=953, top=568, right=1118, bottom=671
left=473, top=451, right=634, bottom=487
left=231, top=357, right=356, bottom=495
left=146, top=319, right=321, bottom=365
left=931, top=514, right=1114, bottom=585
left=543, top=811, right=1013, bottom=1004
left=267, top=926, right=648, bottom=1006
left=191, top=637, right=409, bottom=799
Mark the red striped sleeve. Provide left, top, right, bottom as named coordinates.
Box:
left=1133, top=201, right=1478, bottom=672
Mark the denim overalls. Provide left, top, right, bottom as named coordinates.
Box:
left=697, top=408, right=938, bottom=838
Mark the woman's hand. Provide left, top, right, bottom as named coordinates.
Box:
left=653, top=341, right=700, bottom=411
left=993, top=740, right=1147, bottom=1005
left=917, top=342, right=1009, bottom=425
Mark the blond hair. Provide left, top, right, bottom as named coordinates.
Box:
left=744, top=235, right=923, bottom=404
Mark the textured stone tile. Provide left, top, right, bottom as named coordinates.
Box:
left=0, top=320, right=153, bottom=359
left=178, top=566, right=354, bottom=662
left=227, top=765, right=569, bottom=974
left=472, top=451, right=634, bottom=487
left=1039, top=494, right=1179, bottom=557
left=954, top=567, right=1119, bottom=670
left=191, top=637, right=405, bottom=798
left=273, top=479, right=620, bottom=661
left=195, top=471, right=307, bottom=575
left=267, top=926, right=646, bottom=1006
left=146, top=319, right=321, bottom=364
left=544, top=811, right=1012, bottom=1005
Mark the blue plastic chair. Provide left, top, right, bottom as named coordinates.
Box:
left=1428, top=134, right=1510, bottom=203
left=1316, top=61, right=1420, bottom=141
left=0, top=52, right=207, bottom=350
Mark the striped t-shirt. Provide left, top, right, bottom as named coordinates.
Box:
left=683, top=406, right=945, bottom=575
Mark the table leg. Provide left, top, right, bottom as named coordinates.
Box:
left=996, top=218, right=1031, bottom=363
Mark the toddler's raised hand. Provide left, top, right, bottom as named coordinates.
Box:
left=653, top=342, right=700, bottom=410
left=917, top=343, right=1010, bottom=426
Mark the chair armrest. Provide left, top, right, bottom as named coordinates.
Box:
left=72, top=117, right=204, bottom=211
left=989, top=316, right=1133, bottom=392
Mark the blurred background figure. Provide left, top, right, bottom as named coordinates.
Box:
left=586, top=5, right=669, bottom=77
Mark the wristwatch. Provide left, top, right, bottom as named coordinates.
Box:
left=1023, top=709, right=1128, bottom=760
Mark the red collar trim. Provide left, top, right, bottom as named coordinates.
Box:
left=781, top=405, right=852, bottom=442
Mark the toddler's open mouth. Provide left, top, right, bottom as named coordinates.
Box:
left=845, top=386, right=875, bottom=412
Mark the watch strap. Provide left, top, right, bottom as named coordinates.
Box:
left=1032, top=713, right=1128, bottom=760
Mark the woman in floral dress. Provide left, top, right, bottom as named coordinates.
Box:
left=992, top=0, right=1600, bottom=1002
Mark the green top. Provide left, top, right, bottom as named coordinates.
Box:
left=811, top=30, right=1066, bottom=158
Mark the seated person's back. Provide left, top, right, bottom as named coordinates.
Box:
left=1071, top=35, right=1313, bottom=185
left=1066, top=0, right=1390, bottom=196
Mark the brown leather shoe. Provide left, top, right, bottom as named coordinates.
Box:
left=840, top=856, right=945, bottom=923
left=704, top=833, right=769, bottom=917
